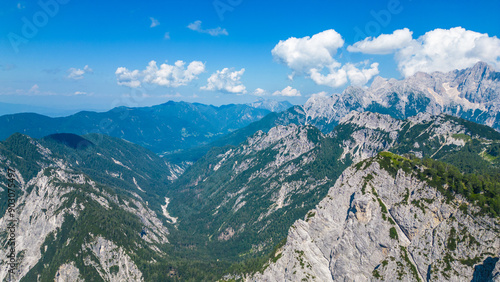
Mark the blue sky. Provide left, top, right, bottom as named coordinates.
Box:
left=0, top=0, right=499, bottom=113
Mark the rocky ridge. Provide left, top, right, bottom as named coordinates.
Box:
left=301, top=61, right=500, bottom=132
left=168, top=109, right=500, bottom=272
left=0, top=133, right=171, bottom=281
left=250, top=154, right=500, bottom=281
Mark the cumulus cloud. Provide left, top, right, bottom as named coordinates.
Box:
left=344, top=62, right=380, bottom=86
left=187, top=20, right=228, bottom=36
left=397, top=27, right=500, bottom=77
left=150, top=17, right=160, bottom=28
left=347, top=28, right=413, bottom=54
left=115, top=60, right=205, bottom=88
left=115, top=68, right=142, bottom=87
left=272, top=29, right=379, bottom=87
left=272, top=86, right=301, bottom=97
left=310, top=62, right=379, bottom=87
left=67, top=65, right=92, bottom=80
left=253, top=88, right=268, bottom=96
left=201, top=68, right=246, bottom=94
left=349, top=27, right=500, bottom=77
left=272, top=29, right=344, bottom=73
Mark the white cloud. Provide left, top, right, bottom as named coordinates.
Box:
left=309, top=62, right=379, bottom=88
left=17, top=2, right=25, bottom=9
left=29, top=84, right=39, bottom=93
left=150, top=17, right=160, bottom=28
left=272, top=29, right=344, bottom=73
left=115, top=67, right=141, bottom=87
left=344, top=62, right=380, bottom=86
left=397, top=27, right=500, bottom=77
left=272, top=86, right=301, bottom=97
left=272, top=29, right=378, bottom=87
left=187, top=20, right=228, bottom=36
left=67, top=65, right=92, bottom=80
left=347, top=28, right=413, bottom=54
left=309, top=64, right=347, bottom=88
left=74, top=91, right=87, bottom=95
left=253, top=88, right=268, bottom=96
left=115, top=60, right=205, bottom=88
left=164, top=32, right=170, bottom=39
left=201, top=68, right=246, bottom=94
left=143, top=60, right=205, bottom=87
left=349, top=27, right=500, bottom=77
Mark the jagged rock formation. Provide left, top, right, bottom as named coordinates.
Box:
left=334, top=111, right=480, bottom=163
left=168, top=110, right=500, bottom=271
left=0, top=133, right=172, bottom=281
left=168, top=123, right=346, bottom=260
left=250, top=153, right=500, bottom=281
left=0, top=109, right=498, bottom=281
left=83, top=236, right=144, bottom=281
left=193, top=62, right=499, bottom=169
left=301, top=61, right=500, bottom=132
left=54, top=262, right=84, bottom=282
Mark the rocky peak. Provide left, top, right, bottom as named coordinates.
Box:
left=369, top=76, right=390, bottom=91
left=462, top=61, right=494, bottom=80
left=299, top=62, right=500, bottom=132
left=250, top=153, right=500, bottom=281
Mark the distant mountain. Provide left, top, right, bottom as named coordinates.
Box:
left=0, top=102, right=82, bottom=117
left=246, top=99, right=293, bottom=112
left=301, top=61, right=500, bottom=132
left=0, top=101, right=271, bottom=154
left=166, top=62, right=499, bottom=166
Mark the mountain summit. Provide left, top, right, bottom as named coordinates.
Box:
left=301, top=61, right=500, bottom=132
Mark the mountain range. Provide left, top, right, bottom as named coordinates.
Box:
left=0, top=63, right=499, bottom=281
left=0, top=101, right=292, bottom=155
left=165, top=62, right=500, bottom=165
left=1, top=110, right=499, bottom=281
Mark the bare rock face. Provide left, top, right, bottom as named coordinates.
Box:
left=54, top=262, right=84, bottom=282
left=83, top=235, right=144, bottom=281
left=300, top=62, right=500, bottom=131
left=250, top=157, right=500, bottom=282
left=0, top=135, right=166, bottom=281
left=333, top=111, right=471, bottom=164
left=0, top=168, right=87, bottom=280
